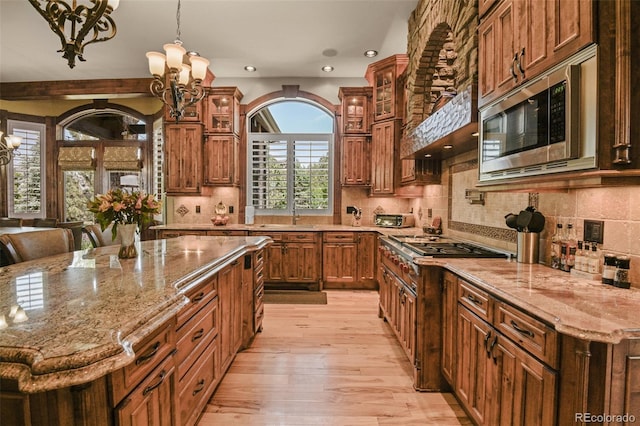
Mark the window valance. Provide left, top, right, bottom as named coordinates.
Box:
left=58, top=146, right=95, bottom=170
left=103, top=146, right=141, bottom=170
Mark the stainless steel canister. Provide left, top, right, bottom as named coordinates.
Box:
left=517, top=232, right=539, bottom=263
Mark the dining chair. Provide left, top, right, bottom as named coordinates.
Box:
left=0, top=218, right=23, bottom=227
left=58, top=221, right=84, bottom=250
left=0, top=228, right=75, bottom=264
left=83, top=224, right=120, bottom=248
left=32, top=218, right=59, bottom=227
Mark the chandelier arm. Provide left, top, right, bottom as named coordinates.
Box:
left=0, top=139, right=13, bottom=166
left=28, top=0, right=117, bottom=68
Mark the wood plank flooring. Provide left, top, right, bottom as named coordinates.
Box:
left=199, top=290, right=472, bottom=425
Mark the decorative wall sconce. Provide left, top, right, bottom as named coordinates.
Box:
left=28, top=0, right=120, bottom=68
left=146, top=0, right=210, bottom=122
left=0, top=130, right=22, bottom=166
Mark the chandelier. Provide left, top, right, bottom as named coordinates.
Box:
left=28, top=0, right=120, bottom=68
left=146, top=0, right=210, bottom=122
left=0, top=131, right=22, bottom=166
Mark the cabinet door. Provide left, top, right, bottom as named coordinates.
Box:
left=478, top=0, right=518, bottom=107
left=488, top=333, right=558, bottom=425
left=456, top=305, right=490, bottom=425
left=441, top=272, right=457, bottom=386
left=164, top=124, right=202, bottom=194
left=342, top=93, right=369, bottom=133
left=356, top=233, right=377, bottom=283
left=263, top=243, right=284, bottom=282
left=518, top=0, right=593, bottom=82
left=218, top=260, right=242, bottom=374
left=203, top=134, right=237, bottom=185
left=373, top=65, right=396, bottom=121
left=342, top=136, right=371, bottom=186
left=322, top=242, right=357, bottom=285
left=371, top=120, right=399, bottom=195
left=205, top=91, right=240, bottom=134
left=116, top=356, right=177, bottom=426
left=285, top=243, right=319, bottom=282
left=400, top=288, right=417, bottom=362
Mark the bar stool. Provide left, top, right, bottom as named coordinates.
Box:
left=0, top=228, right=75, bottom=264
left=58, top=221, right=83, bottom=250
left=32, top=218, right=59, bottom=227
left=83, top=224, right=120, bottom=248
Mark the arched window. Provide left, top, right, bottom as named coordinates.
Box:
left=58, top=108, right=153, bottom=223
left=247, top=100, right=334, bottom=217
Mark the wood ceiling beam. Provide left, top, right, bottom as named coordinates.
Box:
left=0, top=78, right=154, bottom=100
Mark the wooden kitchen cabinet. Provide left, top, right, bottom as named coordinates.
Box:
left=338, top=87, right=371, bottom=134
left=218, top=259, right=243, bottom=375
left=164, top=123, right=203, bottom=194
left=203, top=134, right=239, bottom=186
left=115, top=355, right=178, bottom=426
left=253, top=232, right=321, bottom=291
left=323, top=232, right=377, bottom=289
left=478, top=0, right=594, bottom=108
left=454, top=277, right=558, bottom=425
left=365, top=55, right=408, bottom=122
left=370, top=120, right=401, bottom=196
left=204, top=87, right=242, bottom=135
left=341, top=136, right=371, bottom=186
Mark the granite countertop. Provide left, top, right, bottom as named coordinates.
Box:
left=424, top=257, right=640, bottom=344
left=0, top=236, right=271, bottom=393
left=151, top=223, right=426, bottom=236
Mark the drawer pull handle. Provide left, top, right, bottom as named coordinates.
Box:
left=192, top=379, right=206, bottom=396
left=466, top=294, right=482, bottom=306
left=192, top=292, right=205, bottom=303
left=191, top=328, right=205, bottom=341
left=142, top=370, right=166, bottom=396
left=510, top=320, right=534, bottom=338
left=135, top=342, right=161, bottom=365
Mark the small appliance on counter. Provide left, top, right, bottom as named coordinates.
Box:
left=374, top=213, right=415, bottom=228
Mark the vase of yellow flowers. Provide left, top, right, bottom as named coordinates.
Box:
left=87, top=189, right=162, bottom=259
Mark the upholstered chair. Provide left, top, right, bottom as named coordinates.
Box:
left=0, top=228, right=75, bottom=264
left=32, top=218, right=59, bottom=227
left=0, top=218, right=23, bottom=227
left=83, top=224, right=120, bottom=248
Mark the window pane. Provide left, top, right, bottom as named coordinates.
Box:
left=294, top=140, right=329, bottom=209
left=250, top=140, right=288, bottom=210
left=63, top=112, right=147, bottom=141
left=250, top=101, right=333, bottom=133
left=64, top=171, right=95, bottom=222
left=11, top=128, right=42, bottom=215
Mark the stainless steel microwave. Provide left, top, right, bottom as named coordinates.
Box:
left=478, top=44, right=598, bottom=182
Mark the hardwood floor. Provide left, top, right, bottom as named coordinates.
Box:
left=198, top=290, right=471, bottom=425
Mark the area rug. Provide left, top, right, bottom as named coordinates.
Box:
left=263, top=290, right=328, bottom=305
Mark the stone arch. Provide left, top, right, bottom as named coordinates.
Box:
left=405, top=0, right=478, bottom=134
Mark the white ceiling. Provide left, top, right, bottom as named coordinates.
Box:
left=0, top=0, right=419, bottom=83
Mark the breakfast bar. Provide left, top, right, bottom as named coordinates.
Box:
left=0, top=235, right=271, bottom=425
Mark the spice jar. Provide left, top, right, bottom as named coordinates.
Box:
left=602, top=254, right=617, bottom=285
left=613, top=256, right=631, bottom=289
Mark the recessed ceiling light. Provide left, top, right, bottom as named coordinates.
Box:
left=364, top=50, right=378, bottom=58
left=244, top=65, right=257, bottom=72
left=443, top=144, right=454, bottom=149
left=322, top=65, right=334, bottom=72
left=424, top=154, right=432, bottom=158
left=471, top=132, right=479, bottom=137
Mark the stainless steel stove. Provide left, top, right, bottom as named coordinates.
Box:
left=389, top=235, right=508, bottom=258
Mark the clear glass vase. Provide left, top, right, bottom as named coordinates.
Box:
left=117, top=223, right=137, bottom=259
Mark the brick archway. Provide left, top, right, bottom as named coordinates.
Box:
left=405, top=0, right=478, bottom=134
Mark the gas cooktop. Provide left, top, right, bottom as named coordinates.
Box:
left=389, top=235, right=508, bottom=258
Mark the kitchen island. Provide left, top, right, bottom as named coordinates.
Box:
left=0, top=235, right=271, bottom=425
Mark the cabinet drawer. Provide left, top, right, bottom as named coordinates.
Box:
left=206, top=230, right=248, bottom=236
left=323, top=232, right=355, bottom=243
left=110, top=318, right=176, bottom=405
left=250, top=231, right=284, bottom=242
left=177, top=278, right=217, bottom=329
left=178, top=337, right=219, bottom=426
left=458, top=280, right=491, bottom=322
left=176, top=298, right=218, bottom=380
left=284, top=232, right=317, bottom=242
left=494, top=301, right=559, bottom=368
